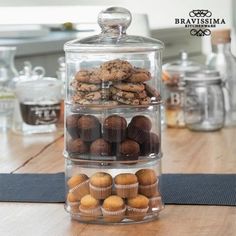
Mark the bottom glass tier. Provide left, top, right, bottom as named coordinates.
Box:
left=65, top=158, right=163, bottom=224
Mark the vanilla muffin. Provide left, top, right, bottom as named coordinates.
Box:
left=135, top=169, right=158, bottom=197
left=67, top=192, right=80, bottom=214
left=67, top=174, right=90, bottom=200
left=126, top=194, right=149, bottom=221
left=89, top=172, right=113, bottom=199
left=102, top=195, right=126, bottom=223
left=114, top=173, right=138, bottom=198
left=79, top=194, right=102, bottom=221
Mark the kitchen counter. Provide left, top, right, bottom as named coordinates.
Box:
left=0, top=126, right=235, bottom=236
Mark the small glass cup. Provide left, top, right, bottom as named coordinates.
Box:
left=12, top=77, right=62, bottom=134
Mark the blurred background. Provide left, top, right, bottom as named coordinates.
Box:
left=0, top=0, right=234, bottom=76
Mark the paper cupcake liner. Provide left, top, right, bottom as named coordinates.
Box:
left=115, top=182, right=139, bottom=198
left=79, top=206, right=102, bottom=216
left=148, top=196, right=164, bottom=212
left=138, top=181, right=158, bottom=197
left=139, top=180, right=158, bottom=189
left=101, top=207, right=126, bottom=216
left=69, top=179, right=90, bottom=199
left=115, top=182, right=138, bottom=189
left=126, top=205, right=149, bottom=213
left=102, top=207, right=126, bottom=223
left=89, top=183, right=112, bottom=199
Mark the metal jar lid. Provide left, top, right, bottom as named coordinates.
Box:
left=184, top=69, right=222, bottom=85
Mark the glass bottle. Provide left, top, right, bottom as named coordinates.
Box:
left=206, top=29, right=236, bottom=126
left=0, top=47, right=18, bottom=132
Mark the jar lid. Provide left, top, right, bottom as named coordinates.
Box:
left=163, top=51, right=201, bottom=74
left=184, top=69, right=222, bottom=84
left=64, top=7, right=164, bottom=53
left=211, top=29, right=231, bottom=45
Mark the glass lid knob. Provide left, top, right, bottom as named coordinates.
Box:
left=98, top=7, right=132, bottom=35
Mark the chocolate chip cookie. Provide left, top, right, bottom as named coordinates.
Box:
left=110, top=86, right=147, bottom=99
left=75, top=69, right=101, bottom=84
left=126, top=67, right=151, bottom=83
left=112, top=95, right=151, bottom=105
left=74, top=82, right=101, bottom=92
left=113, top=82, right=145, bottom=92
left=99, top=59, right=133, bottom=82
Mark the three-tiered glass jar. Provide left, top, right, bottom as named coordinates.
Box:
left=64, top=7, right=164, bottom=224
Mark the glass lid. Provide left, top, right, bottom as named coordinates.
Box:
left=64, top=7, right=164, bottom=52
left=163, top=51, right=201, bottom=73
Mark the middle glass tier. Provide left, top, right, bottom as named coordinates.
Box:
left=64, top=104, right=162, bottom=164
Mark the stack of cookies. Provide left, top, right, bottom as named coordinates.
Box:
left=71, top=59, right=159, bottom=105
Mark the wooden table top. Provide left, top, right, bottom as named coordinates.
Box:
left=0, top=126, right=236, bottom=236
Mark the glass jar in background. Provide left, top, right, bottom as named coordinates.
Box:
left=0, top=47, right=18, bottom=132
left=184, top=70, right=225, bottom=131
left=162, top=51, right=201, bottom=128
left=206, top=29, right=236, bottom=127
left=12, top=64, right=62, bottom=135
left=56, top=57, right=66, bottom=123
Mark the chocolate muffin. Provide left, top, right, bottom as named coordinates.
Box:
left=127, top=115, right=152, bottom=144
left=78, top=115, right=101, bottom=142
left=103, top=115, right=127, bottom=142
left=66, top=114, right=81, bottom=139
left=66, top=138, right=89, bottom=154
left=140, top=132, right=160, bottom=156
left=90, top=138, right=112, bottom=156
left=116, top=139, right=140, bottom=161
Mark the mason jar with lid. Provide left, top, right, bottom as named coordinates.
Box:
left=162, top=51, right=201, bottom=128
left=184, top=70, right=225, bottom=131
left=64, top=7, right=164, bottom=224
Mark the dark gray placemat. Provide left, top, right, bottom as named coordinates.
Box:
left=0, top=173, right=235, bottom=206
left=0, top=173, right=65, bottom=203
left=160, top=174, right=236, bottom=206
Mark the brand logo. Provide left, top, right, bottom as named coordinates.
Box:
left=175, top=10, right=226, bottom=36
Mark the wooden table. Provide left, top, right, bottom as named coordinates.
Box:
left=0, top=126, right=236, bottom=236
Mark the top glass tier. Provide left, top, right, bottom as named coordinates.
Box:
left=64, top=7, right=164, bottom=163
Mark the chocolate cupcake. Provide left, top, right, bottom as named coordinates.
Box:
left=116, top=139, right=140, bottom=161
left=140, top=132, right=160, bottom=156
left=66, top=114, right=81, bottom=139
left=66, top=138, right=89, bottom=154
left=103, top=115, right=127, bottom=142
left=127, top=115, right=152, bottom=144
left=90, top=138, right=112, bottom=156
left=78, top=115, right=101, bottom=142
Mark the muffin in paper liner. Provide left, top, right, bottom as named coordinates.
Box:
left=115, top=182, right=139, bottom=198
left=148, top=195, right=164, bottom=213
left=79, top=206, right=102, bottom=222
left=126, top=205, right=149, bottom=221
left=89, top=183, right=112, bottom=200
left=101, top=206, right=126, bottom=223
left=138, top=181, right=158, bottom=197
left=70, top=179, right=90, bottom=200
left=67, top=200, right=80, bottom=214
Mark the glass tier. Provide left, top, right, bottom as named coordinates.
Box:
left=65, top=158, right=163, bottom=224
